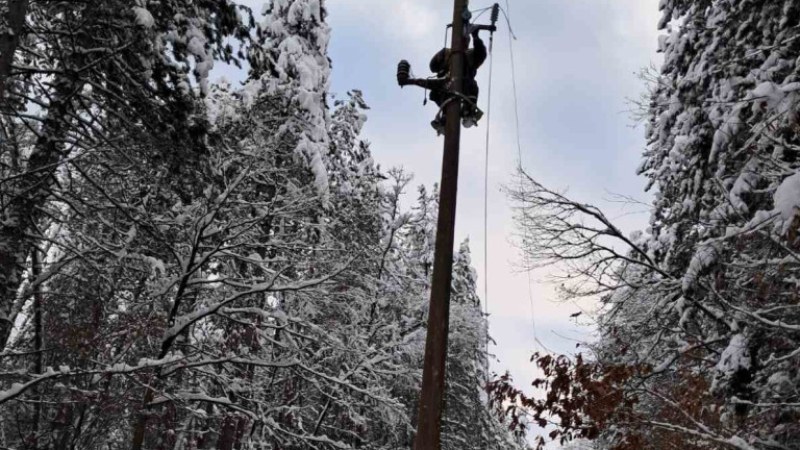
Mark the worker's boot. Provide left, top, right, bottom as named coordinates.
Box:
left=431, top=116, right=445, bottom=135
left=397, top=60, right=412, bottom=87
left=462, top=106, right=484, bottom=128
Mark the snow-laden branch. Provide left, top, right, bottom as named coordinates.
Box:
left=161, top=258, right=353, bottom=346
left=0, top=354, right=184, bottom=404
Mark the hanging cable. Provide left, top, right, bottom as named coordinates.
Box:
left=501, top=0, right=541, bottom=352
left=499, top=2, right=518, bottom=40
left=503, top=1, right=523, bottom=165
left=482, top=4, right=499, bottom=323
left=481, top=5, right=500, bottom=368
left=471, top=5, right=493, bottom=23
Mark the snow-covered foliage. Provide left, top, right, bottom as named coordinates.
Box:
left=632, top=1, right=800, bottom=446
left=0, top=1, right=518, bottom=448
left=504, top=1, right=800, bottom=448
left=0, top=0, right=258, bottom=350
left=246, top=0, right=333, bottom=202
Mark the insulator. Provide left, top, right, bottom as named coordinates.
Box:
left=397, top=60, right=411, bottom=78
left=491, top=3, right=500, bottom=24
left=397, top=60, right=411, bottom=86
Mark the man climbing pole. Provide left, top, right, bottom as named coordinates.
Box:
left=397, top=21, right=496, bottom=134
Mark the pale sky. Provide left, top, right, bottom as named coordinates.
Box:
left=324, top=0, right=661, bottom=394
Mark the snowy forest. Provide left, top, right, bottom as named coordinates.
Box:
left=490, top=1, right=800, bottom=450
left=1, top=0, right=799, bottom=450
left=0, top=0, right=522, bottom=448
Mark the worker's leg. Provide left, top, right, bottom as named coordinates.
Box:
left=463, top=80, right=479, bottom=106
left=462, top=81, right=483, bottom=128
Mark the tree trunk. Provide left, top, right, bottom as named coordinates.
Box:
left=31, top=249, right=43, bottom=444
left=0, top=77, right=73, bottom=349
left=131, top=387, right=155, bottom=450
left=216, top=416, right=238, bottom=450
left=0, top=0, right=28, bottom=101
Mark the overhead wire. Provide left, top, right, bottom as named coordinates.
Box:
left=482, top=8, right=496, bottom=326
left=500, top=0, right=542, bottom=353
left=458, top=1, right=543, bottom=360
left=471, top=6, right=493, bottom=22
left=480, top=1, right=544, bottom=365
left=480, top=5, right=499, bottom=368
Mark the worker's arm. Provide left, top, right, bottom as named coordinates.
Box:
left=397, top=59, right=448, bottom=89
left=470, top=31, right=487, bottom=69
left=399, top=76, right=448, bottom=91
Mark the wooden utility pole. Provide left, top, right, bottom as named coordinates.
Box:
left=413, top=0, right=469, bottom=448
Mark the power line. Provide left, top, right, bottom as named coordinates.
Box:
left=502, top=0, right=540, bottom=352
left=483, top=8, right=496, bottom=323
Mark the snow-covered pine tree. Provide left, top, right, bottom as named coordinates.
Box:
left=246, top=0, right=332, bottom=204
left=634, top=0, right=800, bottom=446
left=326, top=90, right=384, bottom=249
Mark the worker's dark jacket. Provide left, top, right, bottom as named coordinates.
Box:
left=428, top=34, right=487, bottom=102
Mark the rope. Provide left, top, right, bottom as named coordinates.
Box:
left=502, top=0, right=540, bottom=352
left=483, top=23, right=495, bottom=322
left=479, top=14, right=498, bottom=369
left=504, top=1, right=523, bottom=164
